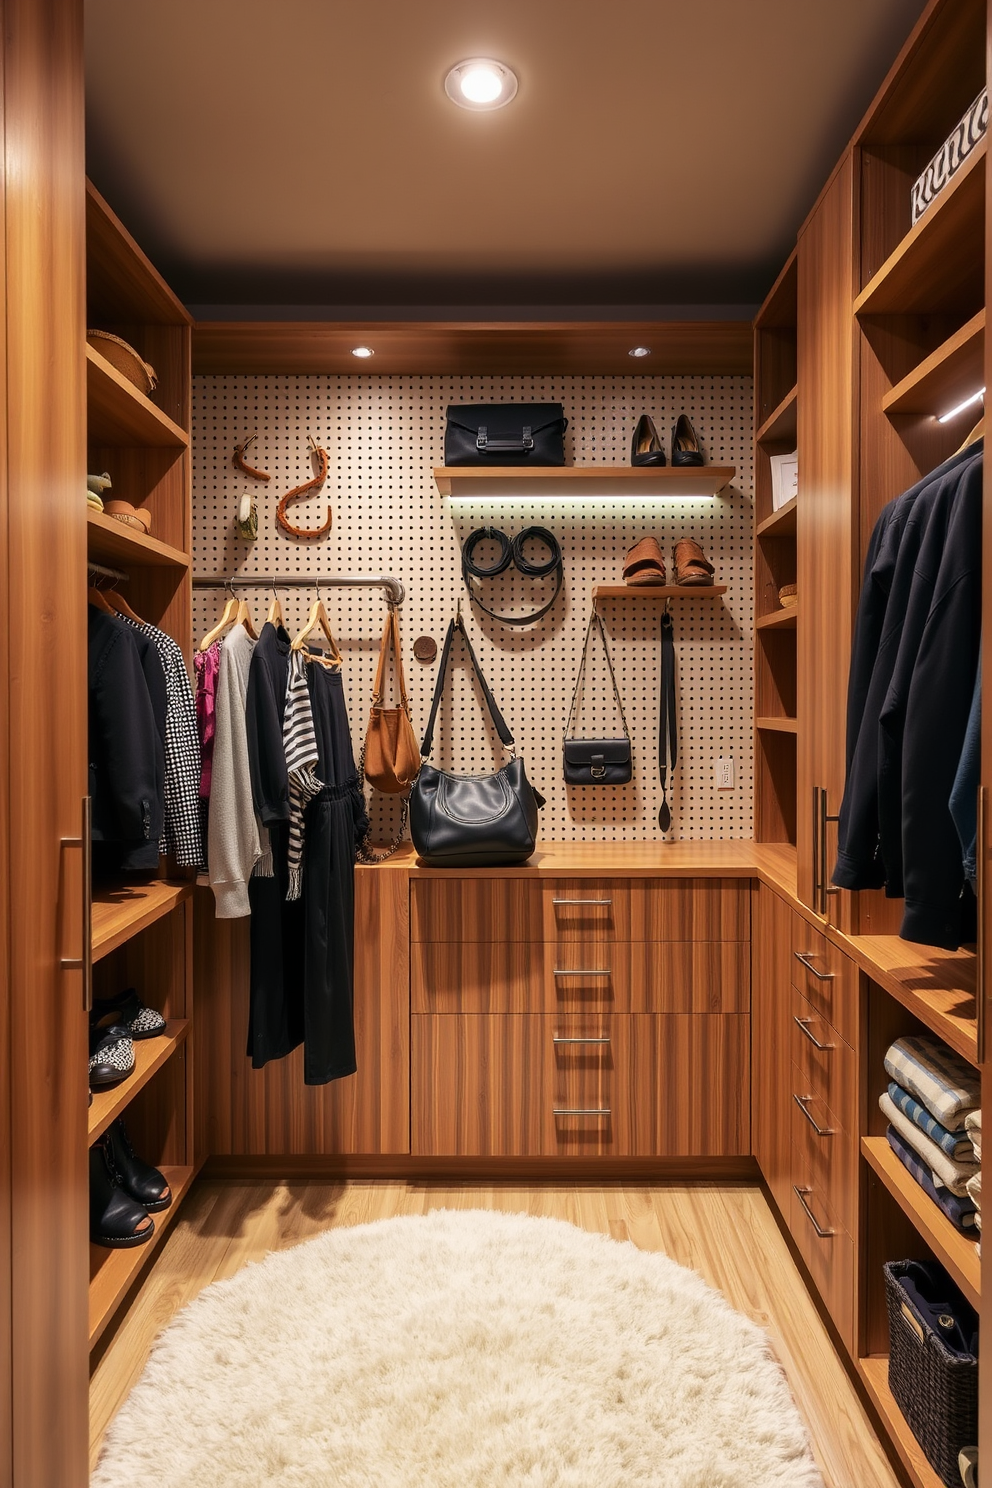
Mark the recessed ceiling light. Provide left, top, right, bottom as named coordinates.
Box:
left=351, top=346, right=374, bottom=359
left=444, top=58, right=518, bottom=111
left=628, top=346, right=652, bottom=358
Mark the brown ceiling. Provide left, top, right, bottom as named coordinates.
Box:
left=84, top=0, right=928, bottom=312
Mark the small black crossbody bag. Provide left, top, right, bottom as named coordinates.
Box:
left=563, top=610, right=632, bottom=785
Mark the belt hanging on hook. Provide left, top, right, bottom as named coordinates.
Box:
left=276, top=434, right=332, bottom=540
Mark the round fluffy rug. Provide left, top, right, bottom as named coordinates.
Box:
left=94, top=1209, right=824, bottom=1488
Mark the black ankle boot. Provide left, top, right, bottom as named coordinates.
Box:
left=90, top=1136, right=155, bottom=1249
left=105, top=1118, right=172, bottom=1213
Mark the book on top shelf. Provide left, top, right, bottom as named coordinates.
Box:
left=769, top=451, right=798, bottom=511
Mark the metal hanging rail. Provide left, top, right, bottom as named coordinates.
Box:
left=87, top=560, right=129, bottom=585
left=192, top=572, right=406, bottom=605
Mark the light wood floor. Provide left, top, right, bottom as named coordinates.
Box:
left=90, top=1180, right=901, bottom=1486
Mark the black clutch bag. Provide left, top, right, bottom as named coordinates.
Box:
left=444, top=403, right=568, bottom=466
left=563, top=610, right=632, bottom=785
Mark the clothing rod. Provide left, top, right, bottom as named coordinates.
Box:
left=192, top=573, right=405, bottom=605
left=87, top=560, right=128, bottom=584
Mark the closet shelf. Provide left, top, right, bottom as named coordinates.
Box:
left=755, top=497, right=797, bottom=538
left=882, top=310, right=985, bottom=417
left=755, top=607, right=797, bottom=631
left=756, top=716, right=798, bottom=734
left=89, top=1164, right=195, bottom=1349
left=87, top=510, right=190, bottom=572
left=862, top=1137, right=980, bottom=1309
left=856, top=1357, right=944, bottom=1488
left=593, top=585, right=728, bottom=601
left=755, top=385, right=797, bottom=446
left=855, top=139, right=986, bottom=316
left=86, top=345, right=189, bottom=449
left=432, top=465, right=736, bottom=498
left=87, top=181, right=192, bottom=327
left=92, top=880, right=193, bottom=962
left=838, top=935, right=977, bottom=1065
left=88, top=1019, right=190, bottom=1145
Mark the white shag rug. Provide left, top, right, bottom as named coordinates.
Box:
left=94, top=1209, right=824, bottom=1488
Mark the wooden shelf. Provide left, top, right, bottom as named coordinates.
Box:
left=756, top=607, right=797, bottom=631
left=882, top=310, right=985, bottom=417
left=862, top=1137, right=980, bottom=1309
left=88, top=1020, right=190, bottom=1144
left=433, top=465, right=736, bottom=497
left=756, top=497, right=797, bottom=538
left=755, top=385, right=797, bottom=446
left=89, top=1165, right=195, bottom=1349
left=855, top=139, right=986, bottom=316
left=857, top=1357, right=943, bottom=1488
left=838, top=934, right=977, bottom=1064
left=86, top=345, right=188, bottom=449
left=756, top=716, right=798, bottom=734
left=593, top=585, right=728, bottom=601
left=87, top=182, right=192, bottom=327
left=87, top=510, right=190, bottom=572
left=754, top=249, right=797, bottom=331
left=92, top=880, right=193, bottom=962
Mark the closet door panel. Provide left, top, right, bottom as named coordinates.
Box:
left=410, top=879, right=544, bottom=942
left=751, top=885, right=794, bottom=1215
left=797, top=152, right=858, bottom=920
left=614, top=1015, right=750, bottom=1156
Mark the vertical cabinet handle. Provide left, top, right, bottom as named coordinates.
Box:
left=813, top=786, right=840, bottom=916
left=60, top=795, right=92, bottom=1012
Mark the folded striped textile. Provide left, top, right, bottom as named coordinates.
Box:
left=886, top=1126, right=977, bottom=1233
left=883, top=1036, right=980, bottom=1128
left=879, top=1092, right=978, bottom=1196
left=966, top=1171, right=982, bottom=1210
left=965, top=1109, right=982, bottom=1162
left=887, top=1082, right=975, bottom=1160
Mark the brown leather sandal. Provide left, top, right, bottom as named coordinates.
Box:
left=623, top=537, right=666, bottom=585
left=672, top=538, right=715, bottom=586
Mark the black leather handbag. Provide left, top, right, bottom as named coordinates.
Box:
left=563, top=609, right=632, bottom=785
left=410, top=616, right=544, bottom=866
left=444, top=403, right=568, bottom=465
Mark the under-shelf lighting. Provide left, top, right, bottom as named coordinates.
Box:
left=937, top=386, right=984, bottom=423
left=628, top=347, right=652, bottom=358
left=351, top=346, right=374, bottom=359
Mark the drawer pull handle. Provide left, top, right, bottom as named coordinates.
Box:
left=553, top=1108, right=611, bottom=1117
left=793, top=1016, right=835, bottom=1051
left=552, top=898, right=613, bottom=906
left=793, top=1185, right=835, bottom=1238
left=552, top=1036, right=610, bottom=1044
left=793, top=1093, right=835, bottom=1137
left=553, top=968, right=610, bottom=977
left=793, top=950, right=836, bottom=982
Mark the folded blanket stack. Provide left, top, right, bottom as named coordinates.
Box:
left=881, top=1036, right=981, bottom=1238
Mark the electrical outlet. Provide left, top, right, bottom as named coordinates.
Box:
left=716, top=757, right=735, bottom=790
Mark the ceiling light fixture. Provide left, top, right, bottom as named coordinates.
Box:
left=628, top=347, right=652, bottom=359
left=351, top=346, right=374, bottom=359
left=444, top=58, right=518, bottom=111
left=937, top=386, right=984, bottom=423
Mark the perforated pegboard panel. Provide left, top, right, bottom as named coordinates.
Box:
left=192, top=376, right=754, bottom=842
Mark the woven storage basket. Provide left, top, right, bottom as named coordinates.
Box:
left=778, top=584, right=797, bottom=608
left=884, top=1261, right=978, bottom=1487
left=86, top=330, right=158, bottom=396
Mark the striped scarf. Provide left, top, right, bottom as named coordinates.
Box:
left=283, top=651, right=324, bottom=900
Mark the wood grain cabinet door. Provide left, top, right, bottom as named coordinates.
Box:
left=751, top=886, right=794, bottom=1216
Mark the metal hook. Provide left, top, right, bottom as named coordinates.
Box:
left=456, top=593, right=463, bottom=625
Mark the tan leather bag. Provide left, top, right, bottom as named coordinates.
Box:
left=363, top=607, right=420, bottom=793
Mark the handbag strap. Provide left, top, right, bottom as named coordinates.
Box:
left=658, top=610, right=678, bottom=819
left=462, top=526, right=563, bottom=626
left=371, top=605, right=410, bottom=711
left=420, top=615, right=515, bottom=759
left=565, top=609, right=630, bottom=740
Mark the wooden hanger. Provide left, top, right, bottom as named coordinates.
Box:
left=291, top=592, right=342, bottom=666
left=87, top=584, right=115, bottom=614
left=266, top=582, right=284, bottom=630
left=236, top=597, right=258, bottom=641
left=104, top=587, right=146, bottom=625
left=957, top=412, right=985, bottom=453
left=198, top=591, right=241, bottom=651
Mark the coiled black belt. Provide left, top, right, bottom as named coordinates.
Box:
left=461, top=526, right=563, bottom=626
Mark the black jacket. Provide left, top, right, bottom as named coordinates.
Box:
left=245, top=622, right=293, bottom=828
left=88, top=606, right=166, bottom=873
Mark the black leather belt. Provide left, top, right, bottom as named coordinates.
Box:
left=461, top=526, right=563, bottom=626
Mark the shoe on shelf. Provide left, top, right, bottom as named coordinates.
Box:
left=92, top=986, right=166, bottom=1041
left=671, top=414, right=705, bottom=466
left=105, top=1117, right=172, bottom=1212
left=672, top=538, right=715, bottom=586
left=88, top=1024, right=135, bottom=1088
left=623, top=537, right=667, bottom=586
left=89, top=1136, right=155, bottom=1249
left=630, top=414, right=666, bottom=466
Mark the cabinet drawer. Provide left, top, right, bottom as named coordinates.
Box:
left=789, top=1144, right=855, bottom=1353
left=411, top=940, right=749, bottom=1014
left=411, top=1013, right=749, bottom=1157
left=790, top=914, right=858, bottom=1047
left=790, top=987, right=856, bottom=1134
left=789, top=1062, right=857, bottom=1236
left=410, top=877, right=749, bottom=944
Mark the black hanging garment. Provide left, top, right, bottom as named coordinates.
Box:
left=657, top=610, right=677, bottom=833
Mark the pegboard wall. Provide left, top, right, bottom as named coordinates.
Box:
left=192, top=375, right=754, bottom=842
